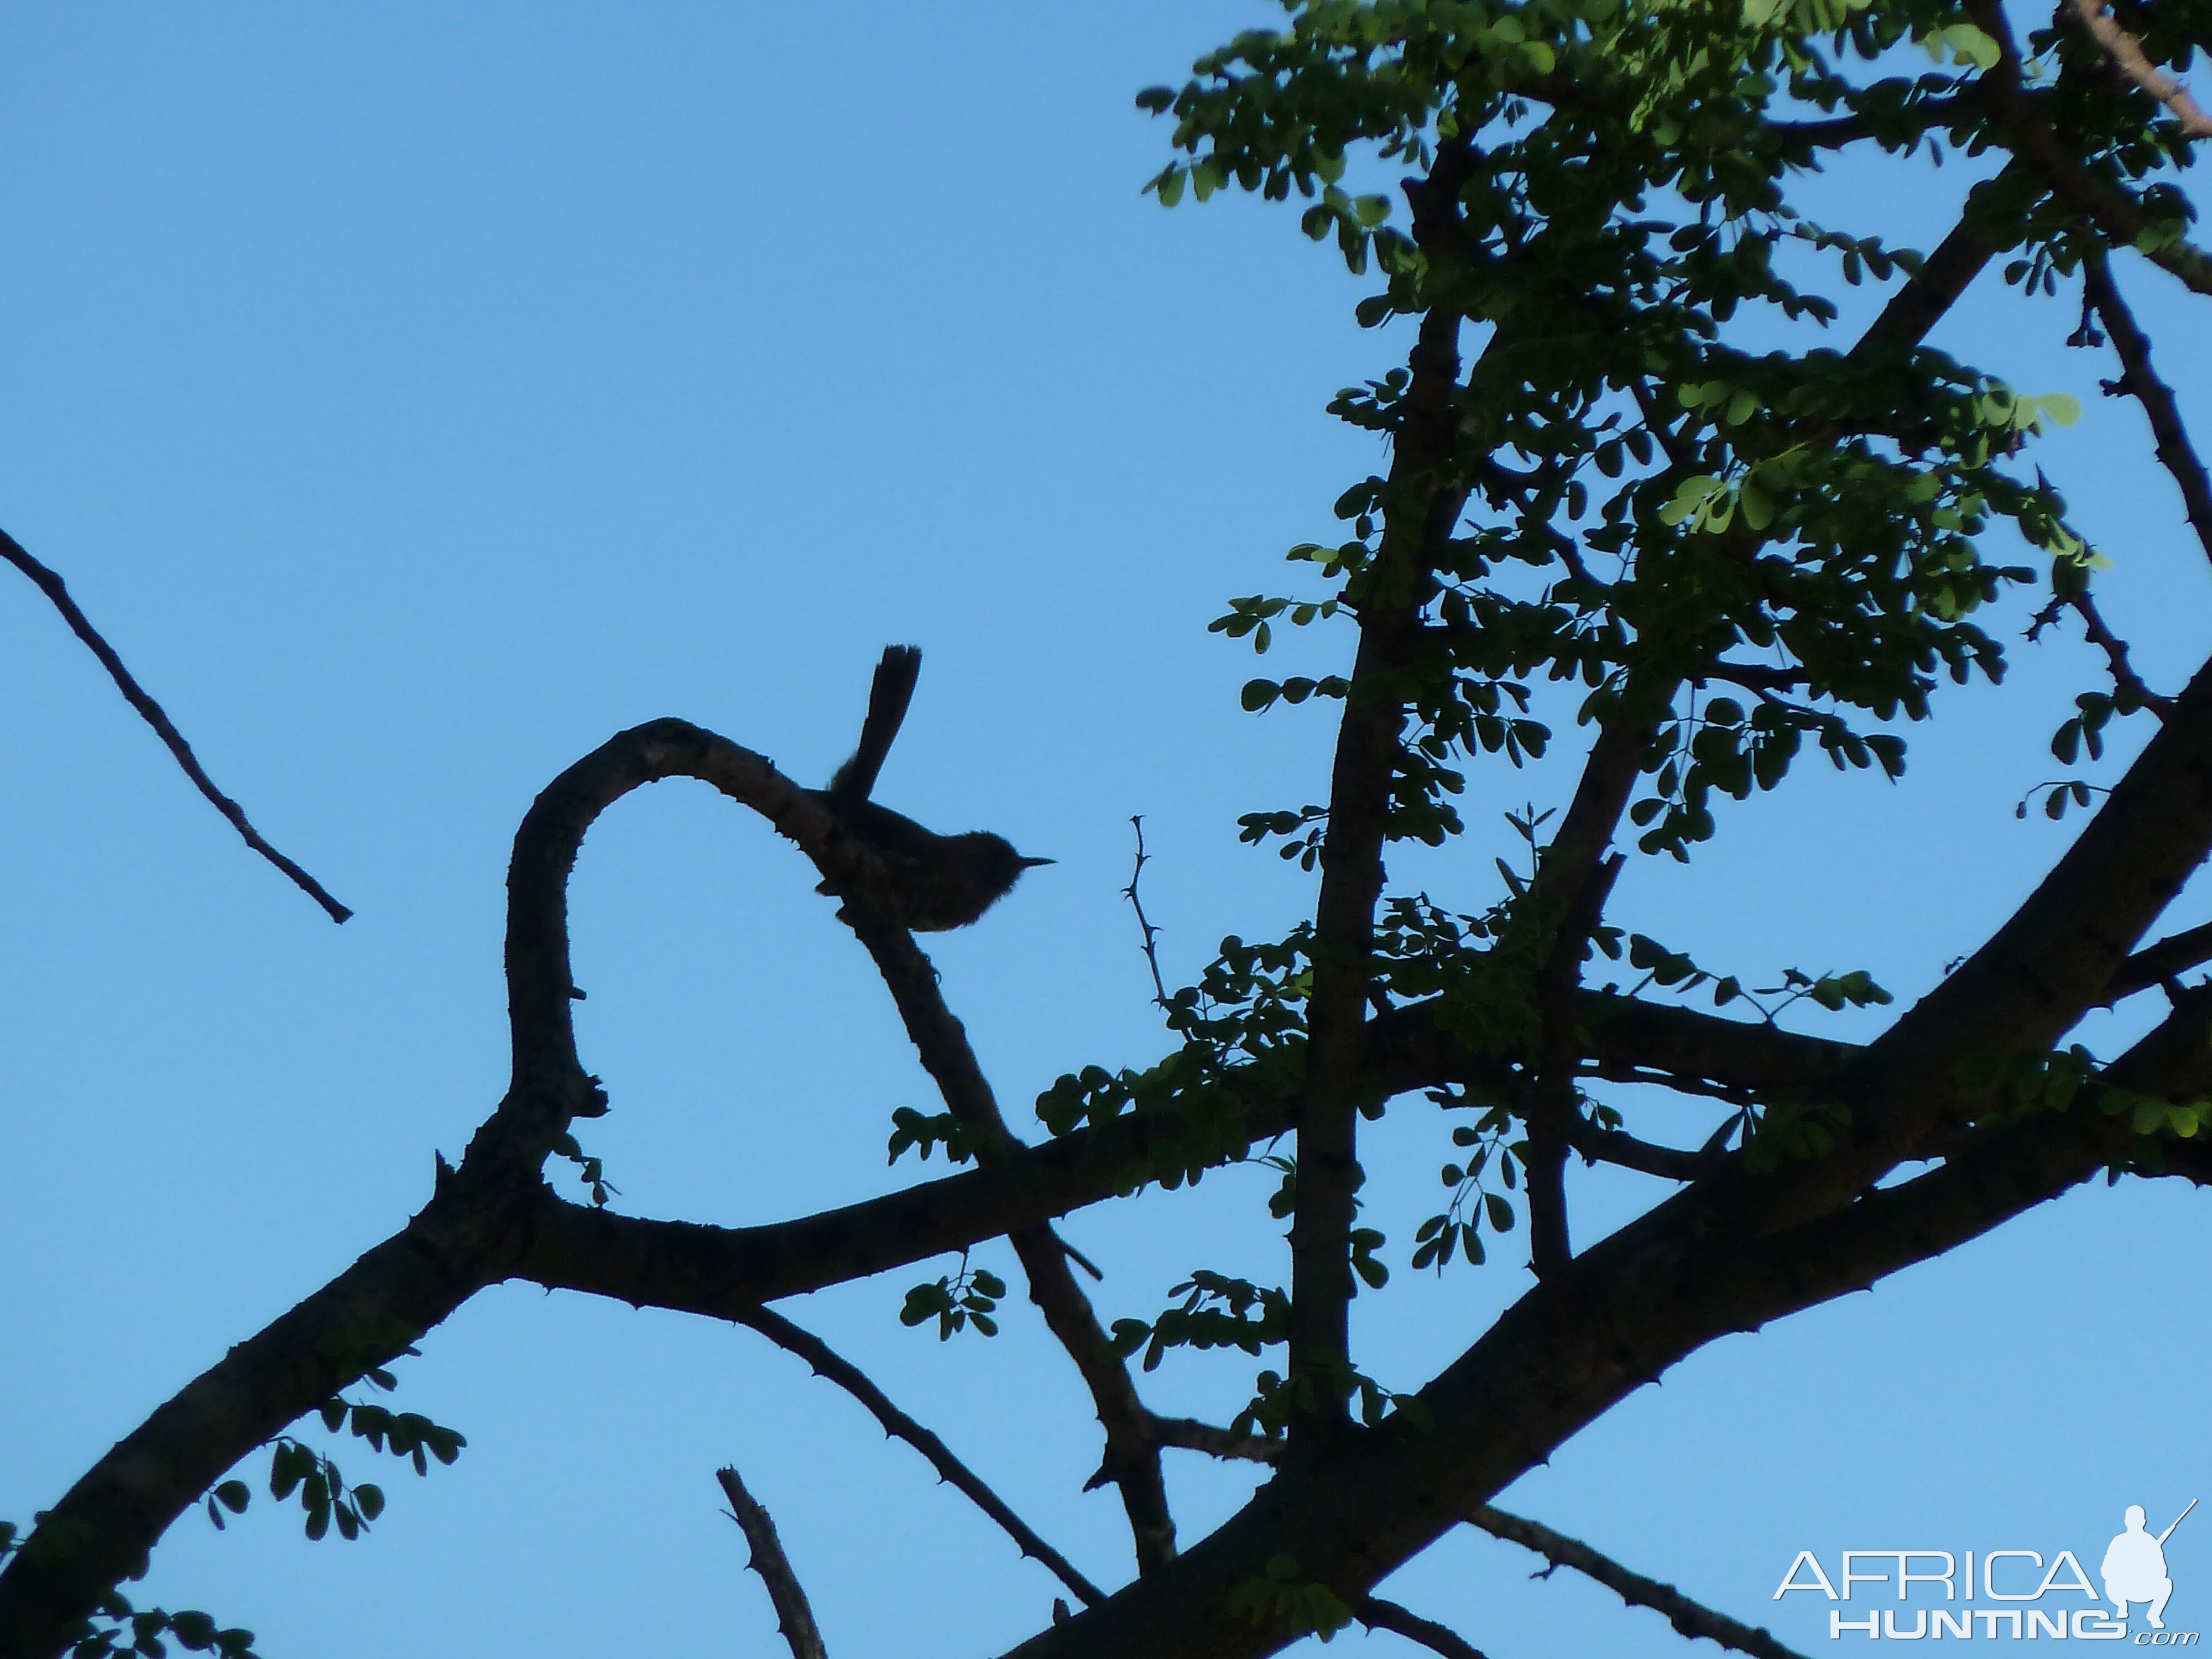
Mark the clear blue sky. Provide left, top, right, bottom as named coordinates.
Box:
left=2, top=4, right=2207, bottom=1655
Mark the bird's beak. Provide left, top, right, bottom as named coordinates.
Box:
left=1020, top=856, right=1056, bottom=868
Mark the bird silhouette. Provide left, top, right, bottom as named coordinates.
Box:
left=813, top=645, right=1050, bottom=931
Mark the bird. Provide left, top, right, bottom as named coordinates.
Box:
left=813, top=644, right=1051, bottom=931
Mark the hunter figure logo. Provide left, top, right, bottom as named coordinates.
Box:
left=1775, top=1500, right=2200, bottom=1642
left=2107, top=1503, right=2195, bottom=1632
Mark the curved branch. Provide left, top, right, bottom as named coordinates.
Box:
left=732, top=1305, right=1107, bottom=1608
left=0, top=526, right=351, bottom=923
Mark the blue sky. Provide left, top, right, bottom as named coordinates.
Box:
left=2, top=4, right=2208, bottom=1655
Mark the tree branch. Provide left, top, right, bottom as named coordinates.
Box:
left=2030, top=584, right=2176, bottom=716
left=732, top=1304, right=1107, bottom=1608
left=1467, top=1504, right=1811, bottom=1659
left=833, top=902, right=1178, bottom=1572
left=1846, top=160, right=2029, bottom=360
left=2109, top=918, right=2212, bottom=999
left=1291, top=281, right=1472, bottom=1431
left=1747, top=629, right=2212, bottom=1230
left=1566, top=1118, right=1713, bottom=1180
left=1354, top=1597, right=1493, bottom=1659
left=2081, top=246, right=2212, bottom=574
left=716, top=1465, right=831, bottom=1659
left=1147, top=1416, right=1281, bottom=1464
left=2064, top=0, right=2212, bottom=139
left=1124, top=815, right=1173, bottom=1014
left=1966, top=0, right=2212, bottom=296
left=1529, top=714, right=1646, bottom=1280
left=994, top=995, right=2212, bottom=1659
left=0, top=525, right=351, bottom=923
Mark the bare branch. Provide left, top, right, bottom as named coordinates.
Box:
left=2030, top=584, right=2176, bottom=716
left=0, top=525, right=351, bottom=923
left=1147, top=1416, right=1281, bottom=1464
left=2081, top=248, right=2212, bottom=575
left=717, top=1465, right=831, bottom=1659
left=1468, top=1504, right=1811, bottom=1659
left=732, top=1304, right=1107, bottom=1608
left=1355, top=1597, right=1493, bottom=1659
left=2110, top=917, right=2212, bottom=999
left=1124, top=816, right=1174, bottom=1015
left=1847, top=161, right=2029, bottom=359
left=833, top=903, right=1178, bottom=1572
left=1566, top=1118, right=1712, bottom=1181
left=2064, top=0, right=2212, bottom=138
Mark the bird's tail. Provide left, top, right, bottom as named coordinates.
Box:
left=828, top=644, right=922, bottom=803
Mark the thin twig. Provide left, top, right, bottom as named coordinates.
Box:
left=1123, top=815, right=1173, bottom=1015
left=732, top=1303, right=1107, bottom=1607
left=2028, top=585, right=2176, bottom=716
left=716, top=1465, right=830, bottom=1659
left=2064, top=0, right=2212, bottom=138
left=2081, top=248, right=2212, bottom=575
left=1355, top=1597, right=1493, bottom=1659
left=0, top=526, right=351, bottom=922
left=1468, top=1504, right=1812, bottom=1659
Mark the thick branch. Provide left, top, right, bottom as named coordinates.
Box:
left=2081, top=247, right=2212, bottom=574
left=0, top=1162, right=530, bottom=1659
left=717, top=1466, right=831, bottom=1659
left=515, top=991, right=1860, bottom=1328
left=1468, top=1505, right=1811, bottom=1659
left=1566, top=1118, right=1713, bottom=1180
left=993, top=996, right=2212, bottom=1659
left=1846, top=160, right=2028, bottom=359
left=0, top=525, right=351, bottom=923
left=2109, top=918, right=2212, bottom=998
left=1291, top=214, right=1474, bottom=1425
left=1751, top=630, right=2212, bottom=1229
left=1528, top=717, right=1645, bottom=1278
left=732, top=1304, right=1107, bottom=1608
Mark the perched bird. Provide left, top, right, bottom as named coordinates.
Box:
left=814, top=644, right=1050, bottom=931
